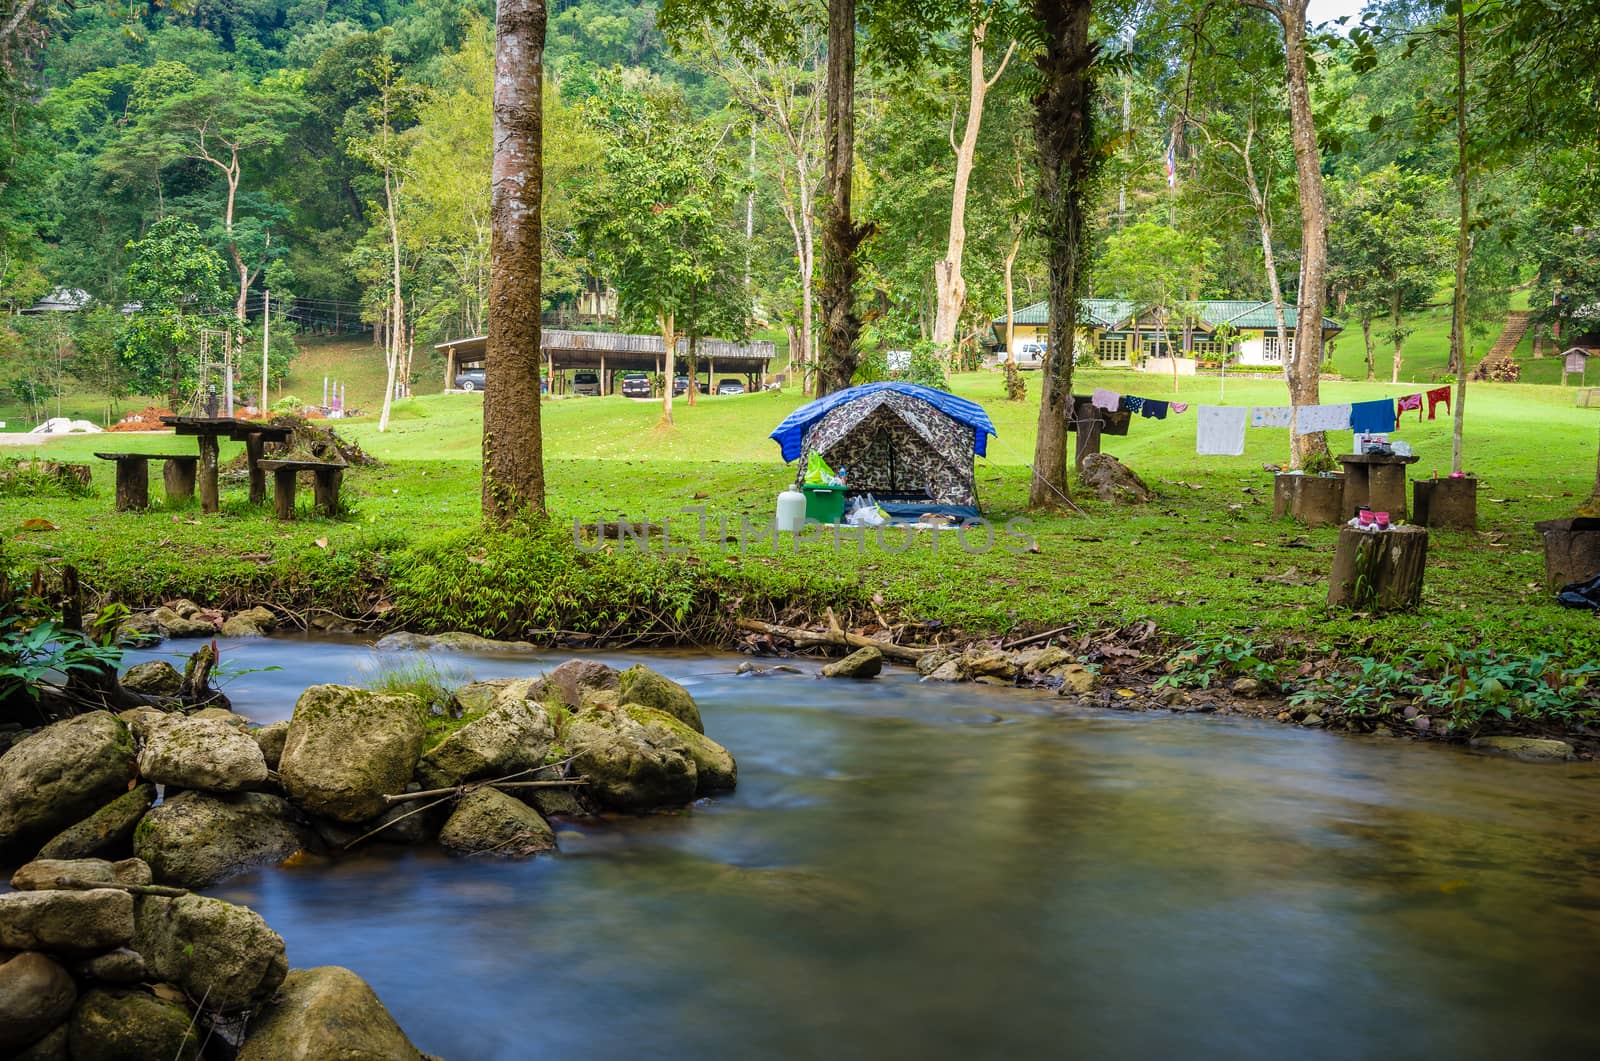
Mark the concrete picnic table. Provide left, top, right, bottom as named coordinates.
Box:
left=159, top=415, right=294, bottom=513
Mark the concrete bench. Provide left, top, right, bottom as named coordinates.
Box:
left=258, top=459, right=347, bottom=519
left=94, top=452, right=201, bottom=511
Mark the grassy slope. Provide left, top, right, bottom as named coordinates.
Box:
left=5, top=367, right=1598, bottom=666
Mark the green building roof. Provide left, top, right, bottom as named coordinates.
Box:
left=994, top=298, right=1341, bottom=333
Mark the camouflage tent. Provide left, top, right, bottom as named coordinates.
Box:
left=770, top=384, right=997, bottom=507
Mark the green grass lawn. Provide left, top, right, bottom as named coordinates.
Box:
left=4, top=367, right=1598, bottom=674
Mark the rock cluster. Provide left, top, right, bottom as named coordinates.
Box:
left=0, top=856, right=422, bottom=1059
left=0, top=661, right=734, bottom=880
left=113, top=600, right=278, bottom=647
left=912, top=644, right=1099, bottom=695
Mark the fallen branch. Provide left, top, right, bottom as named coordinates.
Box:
left=55, top=877, right=189, bottom=897
left=736, top=617, right=931, bottom=661
left=380, top=777, right=587, bottom=806
left=1000, top=625, right=1075, bottom=652
left=343, top=793, right=454, bottom=850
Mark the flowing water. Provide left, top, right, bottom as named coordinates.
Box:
left=125, top=637, right=1600, bottom=1060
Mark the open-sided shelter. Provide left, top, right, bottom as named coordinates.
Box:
left=769, top=383, right=997, bottom=515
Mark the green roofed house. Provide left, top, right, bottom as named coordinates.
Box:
left=991, top=298, right=1342, bottom=374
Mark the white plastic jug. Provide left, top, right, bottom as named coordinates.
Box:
left=776, top=489, right=806, bottom=533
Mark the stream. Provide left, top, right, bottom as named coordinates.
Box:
left=124, top=636, right=1600, bottom=1060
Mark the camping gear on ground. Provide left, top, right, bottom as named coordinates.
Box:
left=844, top=495, right=890, bottom=527
left=769, top=383, right=998, bottom=520
left=776, top=489, right=806, bottom=533
left=805, top=452, right=844, bottom=486
left=801, top=483, right=847, bottom=525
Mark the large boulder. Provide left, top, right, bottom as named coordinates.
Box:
left=114, top=612, right=164, bottom=649
left=75, top=948, right=148, bottom=985
left=0, top=712, right=136, bottom=857
left=238, top=966, right=422, bottom=1061
left=0, top=952, right=76, bottom=1053
left=119, top=661, right=182, bottom=698
left=416, top=700, right=556, bottom=790
left=1079, top=453, right=1152, bottom=504
left=136, top=715, right=270, bottom=793
left=278, top=685, right=426, bottom=823
left=625, top=706, right=736, bottom=795
left=11, top=1024, right=68, bottom=1061
left=373, top=630, right=538, bottom=654
left=820, top=647, right=883, bottom=680
left=449, top=679, right=515, bottom=716
left=37, top=783, right=155, bottom=861
left=134, top=791, right=312, bottom=888
left=617, top=665, right=703, bottom=732
left=68, top=987, right=202, bottom=1061
left=536, top=659, right=620, bottom=710
left=437, top=787, right=556, bottom=857
left=562, top=707, right=699, bottom=811
left=0, top=889, right=134, bottom=955
left=11, top=857, right=151, bottom=891
left=221, top=606, right=277, bottom=639
left=133, top=894, right=287, bottom=1012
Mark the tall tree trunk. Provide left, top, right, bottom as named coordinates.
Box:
left=660, top=314, right=678, bottom=426
left=1390, top=289, right=1404, bottom=384
left=1449, top=1, right=1469, bottom=474
left=817, top=0, right=867, bottom=397
left=1269, top=0, right=1329, bottom=469
left=686, top=328, right=699, bottom=407
left=482, top=0, right=548, bottom=524
left=378, top=167, right=402, bottom=433
left=1361, top=316, right=1375, bottom=381
left=933, top=26, right=1015, bottom=358
left=1028, top=0, right=1098, bottom=511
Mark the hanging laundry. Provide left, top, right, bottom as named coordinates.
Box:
left=1427, top=386, right=1451, bottom=420
left=1396, top=393, right=1424, bottom=422
left=1350, top=398, right=1397, bottom=434
left=1140, top=399, right=1169, bottom=420
left=1170, top=402, right=1189, bottom=414
left=1249, top=406, right=1292, bottom=428
left=1092, top=387, right=1121, bottom=412
left=1293, top=403, right=1353, bottom=435
left=1121, top=396, right=1147, bottom=415
left=1196, top=406, right=1247, bottom=456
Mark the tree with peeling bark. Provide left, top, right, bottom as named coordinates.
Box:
left=482, top=0, right=548, bottom=524
left=815, top=0, right=874, bottom=397
left=930, top=1, right=1021, bottom=364
left=1244, top=0, right=1331, bottom=469
left=1027, top=0, right=1100, bottom=511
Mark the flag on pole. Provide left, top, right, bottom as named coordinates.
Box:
left=1164, top=141, right=1177, bottom=188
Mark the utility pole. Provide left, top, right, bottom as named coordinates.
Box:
left=260, top=289, right=271, bottom=414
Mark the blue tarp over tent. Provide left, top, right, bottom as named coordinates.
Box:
left=768, top=382, right=997, bottom=462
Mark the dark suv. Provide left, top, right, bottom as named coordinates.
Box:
left=621, top=372, right=651, bottom=398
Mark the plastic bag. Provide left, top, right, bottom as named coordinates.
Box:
left=844, top=494, right=889, bottom=527
left=805, top=453, right=844, bottom=486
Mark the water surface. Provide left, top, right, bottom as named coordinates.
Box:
left=130, top=637, right=1600, bottom=1060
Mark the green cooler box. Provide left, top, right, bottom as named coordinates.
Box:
left=801, top=484, right=847, bottom=525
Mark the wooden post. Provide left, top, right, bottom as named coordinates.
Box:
left=244, top=432, right=266, bottom=506
left=313, top=468, right=343, bottom=515
left=1328, top=525, right=1428, bottom=612
left=444, top=346, right=456, bottom=392
left=272, top=467, right=297, bottom=520
left=162, top=458, right=196, bottom=502
left=198, top=435, right=220, bottom=513
left=599, top=352, right=606, bottom=395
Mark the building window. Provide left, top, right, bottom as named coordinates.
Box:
left=1262, top=334, right=1295, bottom=362
left=1096, top=335, right=1129, bottom=363
left=1190, top=338, right=1227, bottom=358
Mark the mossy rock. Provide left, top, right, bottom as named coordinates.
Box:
left=617, top=665, right=702, bottom=733
left=417, top=700, right=556, bottom=790
left=0, top=712, right=136, bottom=859
left=623, top=706, right=736, bottom=795
left=120, top=660, right=182, bottom=698
left=133, top=791, right=312, bottom=889
left=132, top=893, right=287, bottom=1012
left=278, top=685, right=426, bottom=823
left=38, top=783, right=155, bottom=862
left=561, top=707, right=698, bottom=812
left=237, top=966, right=422, bottom=1060
left=68, top=987, right=201, bottom=1061
left=438, top=788, right=556, bottom=858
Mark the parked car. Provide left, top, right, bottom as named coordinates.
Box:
left=572, top=370, right=601, bottom=396
left=715, top=378, right=746, bottom=395
left=454, top=370, right=485, bottom=392
left=620, top=372, right=652, bottom=398
left=671, top=375, right=691, bottom=397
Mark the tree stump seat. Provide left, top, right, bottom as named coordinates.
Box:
left=93, top=452, right=201, bottom=511
left=258, top=459, right=347, bottom=519
left=1328, top=524, right=1429, bottom=612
